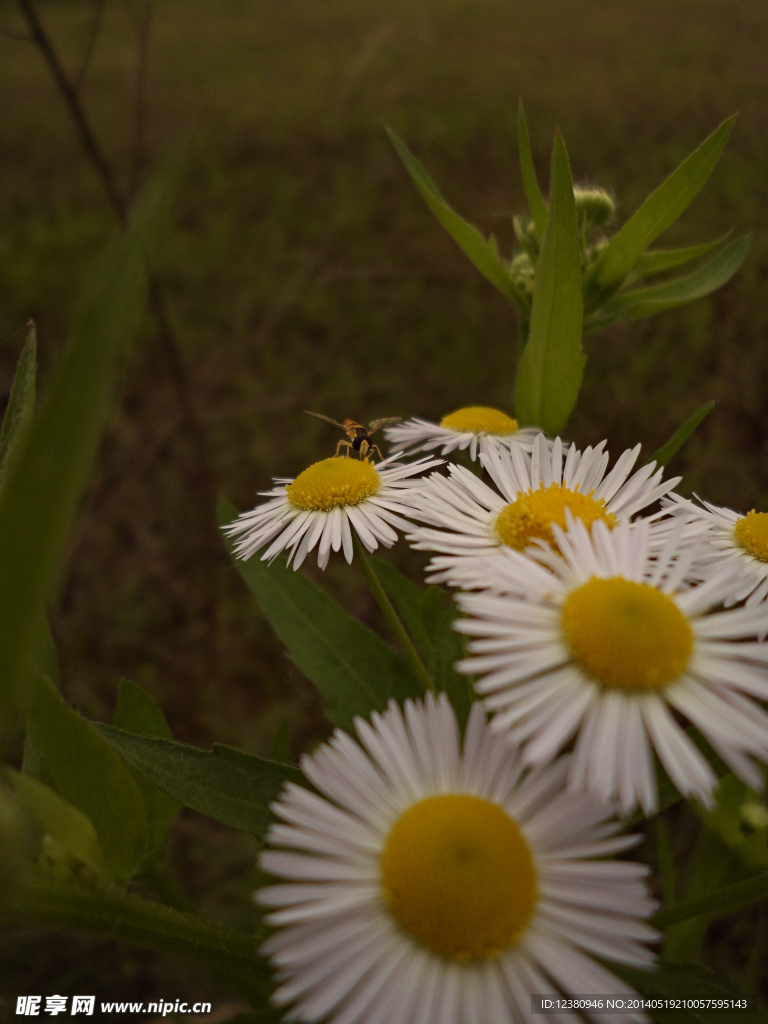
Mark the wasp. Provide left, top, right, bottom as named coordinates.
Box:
left=304, top=411, right=401, bottom=462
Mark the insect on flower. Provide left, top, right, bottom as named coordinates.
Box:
left=304, top=410, right=401, bottom=462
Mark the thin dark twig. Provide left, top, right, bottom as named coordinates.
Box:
left=74, top=0, right=107, bottom=93
left=14, top=0, right=223, bottom=676
left=128, top=0, right=152, bottom=199
left=14, top=0, right=127, bottom=223
left=0, top=27, right=32, bottom=42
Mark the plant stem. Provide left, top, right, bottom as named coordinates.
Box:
left=353, top=535, right=435, bottom=693
left=2, top=879, right=270, bottom=980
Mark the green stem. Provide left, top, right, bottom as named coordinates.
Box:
left=651, top=872, right=768, bottom=928
left=2, top=879, right=270, bottom=980
left=353, top=536, right=435, bottom=693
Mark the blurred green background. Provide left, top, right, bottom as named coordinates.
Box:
left=1, top=0, right=768, bottom=1015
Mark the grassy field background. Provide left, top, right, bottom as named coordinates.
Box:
left=1, top=0, right=768, bottom=1014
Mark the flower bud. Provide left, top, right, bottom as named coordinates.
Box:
left=574, top=187, right=616, bottom=229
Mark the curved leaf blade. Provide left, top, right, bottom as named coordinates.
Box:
left=589, top=116, right=736, bottom=291
left=0, top=322, right=37, bottom=493
left=588, top=234, right=749, bottom=328
left=93, top=723, right=303, bottom=838
left=517, top=100, right=548, bottom=239
left=221, top=500, right=421, bottom=731
left=515, top=131, right=584, bottom=434
left=386, top=126, right=529, bottom=310
left=632, top=233, right=732, bottom=280
left=646, top=401, right=716, bottom=468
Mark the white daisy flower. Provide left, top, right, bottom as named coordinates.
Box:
left=384, top=405, right=543, bottom=462
left=258, top=694, right=658, bottom=1024
left=661, top=493, right=768, bottom=607
left=224, top=453, right=441, bottom=570
left=455, top=518, right=768, bottom=815
left=407, top=433, right=680, bottom=587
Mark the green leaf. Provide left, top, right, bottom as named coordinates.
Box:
left=631, top=233, right=731, bottom=280
left=0, top=154, right=179, bottom=724
left=93, top=722, right=304, bottom=838
left=646, top=401, right=716, bottom=468
left=0, top=321, right=37, bottom=492
left=588, top=234, right=749, bottom=328
left=113, top=680, right=182, bottom=869
left=426, top=597, right=472, bottom=729
left=517, top=100, right=548, bottom=239
left=369, top=555, right=432, bottom=657
left=221, top=499, right=421, bottom=731
left=515, top=131, right=584, bottom=434
left=588, top=116, right=736, bottom=291
left=25, top=673, right=149, bottom=883
left=10, top=770, right=107, bottom=880
left=385, top=126, right=529, bottom=311
left=654, top=870, right=768, bottom=929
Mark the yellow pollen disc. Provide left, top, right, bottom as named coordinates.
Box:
left=439, top=406, right=519, bottom=436
left=496, top=483, right=618, bottom=551
left=561, top=577, right=693, bottom=691
left=286, top=457, right=380, bottom=511
left=733, top=510, right=768, bottom=563
left=380, top=793, right=537, bottom=962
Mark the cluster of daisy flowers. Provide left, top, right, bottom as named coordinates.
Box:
left=225, top=405, right=768, bottom=1023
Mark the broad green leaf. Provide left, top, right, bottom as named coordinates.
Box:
left=93, top=722, right=304, bottom=837
left=10, top=770, right=107, bottom=880
left=0, top=153, right=178, bottom=723
left=588, top=234, right=749, bottom=328
left=25, top=673, right=149, bottom=883
left=631, top=233, right=731, bottom=280
left=517, top=100, right=548, bottom=239
left=588, top=116, right=736, bottom=292
left=385, top=126, right=529, bottom=311
left=114, top=680, right=182, bottom=868
left=0, top=321, right=36, bottom=492
left=515, top=131, right=584, bottom=434
left=646, top=401, right=716, bottom=468
left=369, top=555, right=432, bottom=657
left=221, top=499, right=421, bottom=731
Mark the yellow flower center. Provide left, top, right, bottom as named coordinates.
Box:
left=439, top=406, right=519, bottom=436
left=733, top=510, right=768, bottom=563
left=561, top=577, right=693, bottom=691
left=495, top=483, right=618, bottom=551
left=286, top=457, right=380, bottom=511
left=380, top=793, right=537, bottom=962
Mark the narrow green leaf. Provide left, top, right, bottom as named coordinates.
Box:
left=588, top=235, right=749, bottom=328
left=113, top=680, right=182, bottom=868
left=0, top=153, right=179, bottom=723
left=654, top=870, right=768, bottom=928
left=10, top=770, right=107, bottom=880
left=94, top=722, right=303, bottom=838
left=646, top=401, right=716, bottom=468
left=221, top=499, right=421, bottom=731
left=26, top=673, right=149, bottom=883
left=589, top=116, right=736, bottom=290
left=515, top=131, right=584, bottom=434
left=0, top=321, right=37, bottom=492
left=385, top=126, right=529, bottom=311
left=369, top=555, right=432, bottom=657
left=517, top=100, right=548, bottom=238
left=632, top=233, right=731, bottom=280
